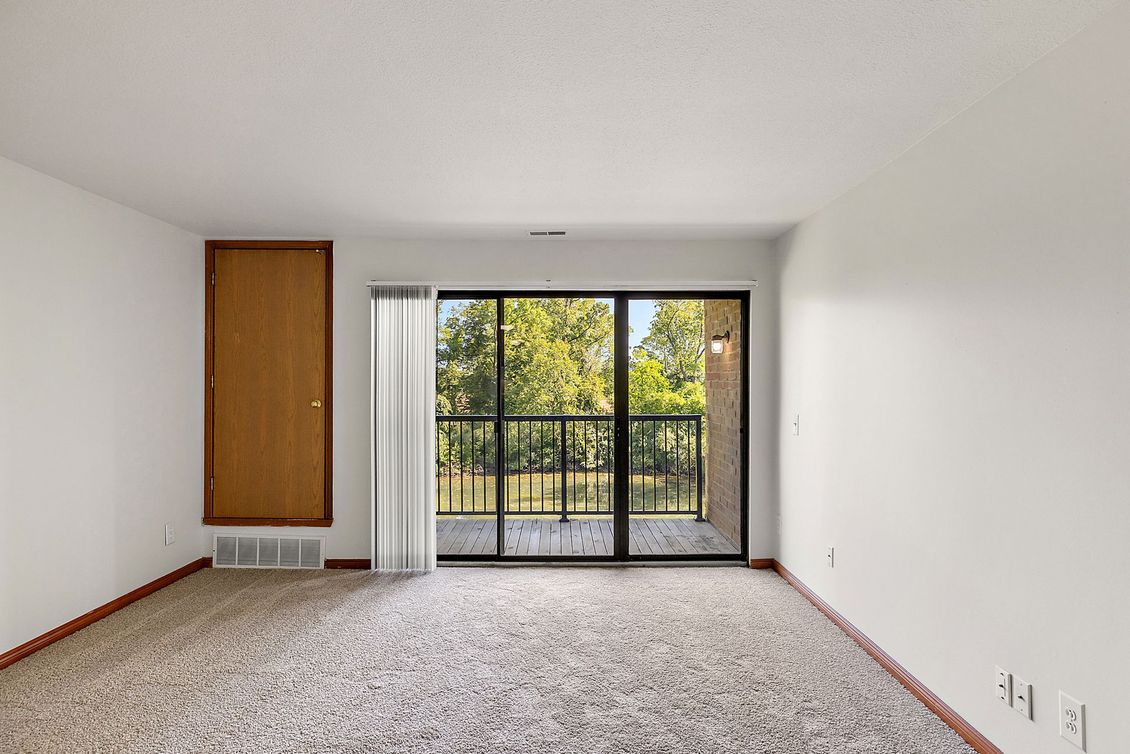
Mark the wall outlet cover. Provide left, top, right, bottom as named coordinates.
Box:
left=826, top=546, right=834, bottom=567
left=164, top=523, right=175, bottom=546
left=1059, top=691, right=1085, bottom=750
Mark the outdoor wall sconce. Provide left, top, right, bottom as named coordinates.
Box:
left=710, top=330, right=730, bottom=354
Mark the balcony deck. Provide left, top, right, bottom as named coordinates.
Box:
left=437, top=516, right=738, bottom=557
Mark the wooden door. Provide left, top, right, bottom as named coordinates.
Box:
left=205, top=241, right=332, bottom=525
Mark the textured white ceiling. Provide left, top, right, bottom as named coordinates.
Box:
left=0, top=1, right=1116, bottom=238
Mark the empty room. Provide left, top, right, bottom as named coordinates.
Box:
left=1, top=2, right=1127, bottom=753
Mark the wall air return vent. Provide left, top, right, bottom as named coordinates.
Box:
left=212, top=535, right=325, bottom=569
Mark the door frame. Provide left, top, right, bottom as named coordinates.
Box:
left=619, top=291, right=750, bottom=562
left=203, top=240, right=334, bottom=526
left=436, top=289, right=749, bottom=563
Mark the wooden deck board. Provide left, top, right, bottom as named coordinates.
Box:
left=440, top=516, right=738, bottom=557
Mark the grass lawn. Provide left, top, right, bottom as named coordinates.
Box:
left=436, top=471, right=698, bottom=514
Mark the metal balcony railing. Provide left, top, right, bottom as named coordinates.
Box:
left=435, top=414, right=703, bottom=520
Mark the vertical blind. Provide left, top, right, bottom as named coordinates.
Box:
left=370, top=285, right=438, bottom=571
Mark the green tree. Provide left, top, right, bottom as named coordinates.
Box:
left=627, top=355, right=705, bottom=415
left=436, top=300, right=496, bottom=414
left=438, top=297, right=706, bottom=417
left=502, top=298, right=613, bottom=414
left=638, top=300, right=705, bottom=389
left=628, top=300, right=706, bottom=414
left=437, top=298, right=616, bottom=415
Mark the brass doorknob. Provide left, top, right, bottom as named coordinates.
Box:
left=311, top=400, right=322, bottom=408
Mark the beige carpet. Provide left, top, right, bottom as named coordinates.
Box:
left=1, top=567, right=974, bottom=754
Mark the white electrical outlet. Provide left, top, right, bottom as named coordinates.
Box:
left=792, top=413, right=800, bottom=436
left=826, top=546, right=834, bottom=568
left=164, top=523, right=175, bottom=546
left=1059, top=691, right=1085, bottom=750
left=995, top=667, right=1012, bottom=705
left=1012, top=678, right=1032, bottom=719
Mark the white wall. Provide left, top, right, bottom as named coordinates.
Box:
left=0, top=157, right=204, bottom=654
left=203, top=239, right=778, bottom=561
left=776, top=5, right=1130, bottom=753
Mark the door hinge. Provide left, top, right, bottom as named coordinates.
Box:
left=209, top=477, right=214, bottom=491
left=210, top=374, right=214, bottom=390
left=210, top=271, right=215, bottom=285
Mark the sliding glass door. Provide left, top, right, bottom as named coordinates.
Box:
left=625, top=296, right=744, bottom=557
left=435, top=290, right=748, bottom=562
left=501, top=296, right=616, bottom=558
left=435, top=297, right=500, bottom=557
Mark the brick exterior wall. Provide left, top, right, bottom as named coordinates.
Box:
left=703, top=299, right=742, bottom=549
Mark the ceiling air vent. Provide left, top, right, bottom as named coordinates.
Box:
left=213, top=535, right=325, bottom=569
left=529, top=230, right=566, bottom=236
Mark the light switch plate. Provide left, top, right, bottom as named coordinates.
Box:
left=995, top=667, right=1012, bottom=705
left=1012, top=678, right=1032, bottom=719
left=826, top=546, right=834, bottom=568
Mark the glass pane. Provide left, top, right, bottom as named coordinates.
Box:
left=436, top=299, right=498, bottom=557
left=437, top=299, right=497, bottom=415
left=628, top=299, right=742, bottom=556
left=501, top=297, right=615, bottom=557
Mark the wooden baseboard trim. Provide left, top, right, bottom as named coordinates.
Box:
left=748, top=558, right=775, bottom=569
left=325, top=558, right=371, bottom=569
left=771, top=561, right=1001, bottom=754
left=0, top=557, right=210, bottom=671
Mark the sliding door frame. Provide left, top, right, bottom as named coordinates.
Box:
left=619, top=291, right=750, bottom=562
left=436, top=289, right=749, bottom=563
